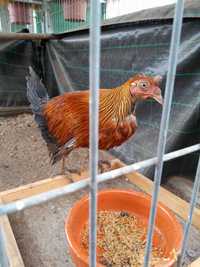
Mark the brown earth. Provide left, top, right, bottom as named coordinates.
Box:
left=0, top=114, right=199, bottom=267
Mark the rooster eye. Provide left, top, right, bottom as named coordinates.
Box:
left=139, top=81, right=149, bottom=89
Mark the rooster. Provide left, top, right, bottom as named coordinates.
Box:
left=26, top=67, right=163, bottom=175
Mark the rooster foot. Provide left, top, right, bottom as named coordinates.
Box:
left=59, top=168, right=82, bottom=183
left=98, top=159, right=112, bottom=174
left=60, top=158, right=82, bottom=177
left=66, top=167, right=82, bottom=176
left=60, top=159, right=81, bottom=182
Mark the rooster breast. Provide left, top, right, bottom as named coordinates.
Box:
left=99, top=114, right=137, bottom=150
left=44, top=90, right=137, bottom=153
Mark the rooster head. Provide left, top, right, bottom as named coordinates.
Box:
left=128, top=74, right=163, bottom=105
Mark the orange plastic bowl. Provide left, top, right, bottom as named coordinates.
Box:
left=65, top=189, right=183, bottom=267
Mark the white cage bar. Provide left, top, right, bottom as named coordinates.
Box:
left=89, top=0, right=101, bottom=265
left=1, top=0, right=200, bottom=266
left=178, top=155, right=200, bottom=266
left=143, top=0, right=185, bottom=266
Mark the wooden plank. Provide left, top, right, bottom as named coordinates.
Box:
left=189, top=257, right=200, bottom=267
left=0, top=32, right=56, bottom=41
left=0, top=172, right=89, bottom=204
left=0, top=159, right=200, bottom=230
left=0, top=199, right=24, bottom=267
left=165, top=176, right=200, bottom=206
left=0, top=176, right=71, bottom=203
left=112, top=159, right=200, bottom=230
left=0, top=106, right=31, bottom=117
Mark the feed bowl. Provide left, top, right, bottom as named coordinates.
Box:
left=65, top=189, right=183, bottom=267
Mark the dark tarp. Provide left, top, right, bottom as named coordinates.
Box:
left=0, top=29, right=42, bottom=107
left=0, top=0, right=200, bottom=181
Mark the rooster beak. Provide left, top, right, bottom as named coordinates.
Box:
left=153, top=94, right=163, bottom=105
left=152, top=87, right=163, bottom=105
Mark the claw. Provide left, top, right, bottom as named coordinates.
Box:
left=98, top=159, right=112, bottom=174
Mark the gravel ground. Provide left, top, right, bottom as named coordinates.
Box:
left=0, top=114, right=200, bottom=267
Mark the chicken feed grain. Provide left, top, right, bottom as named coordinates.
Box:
left=81, top=211, right=170, bottom=267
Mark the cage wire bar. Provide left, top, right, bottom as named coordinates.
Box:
left=143, top=0, right=185, bottom=266
left=178, top=155, right=200, bottom=266
left=89, top=0, right=101, bottom=265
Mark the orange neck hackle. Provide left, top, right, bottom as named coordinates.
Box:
left=99, top=82, right=137, bottom=125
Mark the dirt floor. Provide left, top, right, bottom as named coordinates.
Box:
left=0, top=114, right=200, bottom=267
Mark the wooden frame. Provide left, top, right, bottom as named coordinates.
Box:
left=189, top=257, right=200, bottom=267
left=0, top=199, right=24, bottom=267
left=0, top=159, right=199, bottom=266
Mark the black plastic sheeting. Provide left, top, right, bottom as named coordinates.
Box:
left=0, top=13, right=200, bottom=182
left=0, top=31, right=42, bottom=107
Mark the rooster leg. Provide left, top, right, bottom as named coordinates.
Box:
left=61, top=157, right=65, bottom=175
left=60, top=157, right=81, bottom=184
left=60, top=157, right=81, bottom=176
left=98, top=159, right=112, bottom=173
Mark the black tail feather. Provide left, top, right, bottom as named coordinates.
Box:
left=26, top=66, right=60, bottom=162
left=50, top=143, right=74, bottom=165
left=26, top=66, right=49, bottom=114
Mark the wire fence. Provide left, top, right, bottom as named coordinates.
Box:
left=0, top=0, right=107, bottom=33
